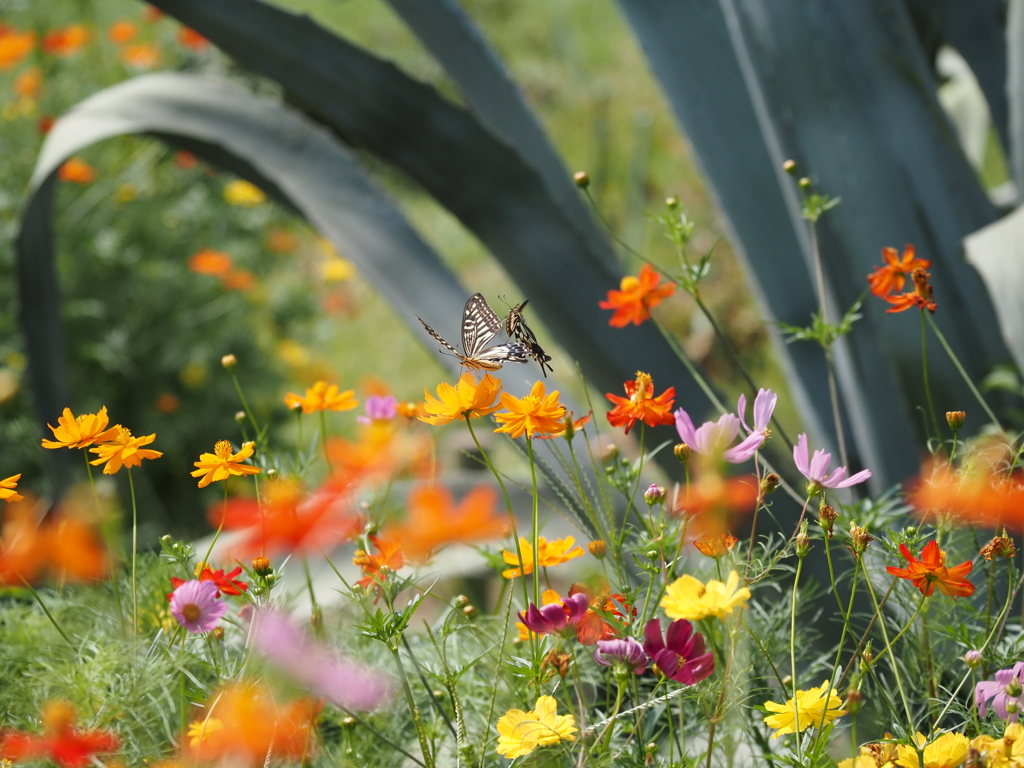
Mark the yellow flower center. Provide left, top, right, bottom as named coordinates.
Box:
left=620, top=276, right=639, bottom=291
left=632, top=372, right=653, bottom=402
left=214, top=440, right=233, bottom=459
left=113, top=426, right=134, bottom=445
left=182, top=603, right=201, bottom=623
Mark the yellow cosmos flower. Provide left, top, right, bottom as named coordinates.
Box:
left=187, top=717, right=224, bottom=748
left=662, top=570, right=751, bottom=621
left=89, top=426, right=162, bottom=475
left=971, top=722, right=1024, bottom=768
left=223, top=179, right=266, bottom=206
left=493, top=381, right=566, bottom=439
left=191, top=440, right=261, bottom=488
left=0, top=474, right=24, bottom=503
left=837, top=757, right=884, bottom=768
left=895, top=732, right=970, bottom=768
left=41, top=406, right=119, bottom=449
left=495, top=695, right=576, bottom=759
left=284, top=381, right=358, bottom=414
left=418, top=373, right=503, bottom=426
left=501, top=536, right=584, bottom=578
left=763, top=680, right=846, bottom=739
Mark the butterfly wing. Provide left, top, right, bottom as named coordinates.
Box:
left=462, top=293, right=503, bottom=357
left=504, top=300, right=553, bottom=377
left=467, top=343, right=529, bottom=370
left=417, top=316, right=463, bottom=358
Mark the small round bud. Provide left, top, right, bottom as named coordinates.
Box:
left=599, top=443, right=619, bottom=463
left=646, top=742, right=659, bottom=754
left=964, top=649, right=983, bottom=668
left=160, top=534, right=173, bottom=544
left=904, top=526, right=917, bottom=537
left=311, top=607, right=323, bottom=629
left=234, top=410, right=247, bottom=423
left=818, top=503, right=838, bottom=538
left=342, top=716, right=357, bottom=727
left=212, top=626, right=225, bottom=641
left=252, top=556, right=272, bottom=575
left=783, top=159, right=798, bottom=175
left=432, top=690, right=446, bottom=700
left=760, top=472, right=780, bottom=496
left=588, top=540, right=607, bottom=559
left=794, top=520, right=811, bottom=558
left=454, top=594, right=470, bottom=608
left=644, top=484, right=666, bottom=506
left=666, top=195, right=680, bottom=210
left=221, top=354, right=237, bottom=370
left=266, top=468, right=278, bottom=481
left=646, top=549, right=660, bottom=561
left=846, top=688, right=863, bottom=714
left=1007, top=676, right=1023, bottom=698
left=573, top=171, right=590, bottom=189
left=462, top=604, right=477, bottom=619
left=946, top=411, right=966, bottom=431
left=781, top=675, right=793, bottom=688
left=673, top=443, right=691, bottom=464
left=798, top=177, right=811, bottom=190
left=848, top=523, right=873, bottom=556
left=561, top=412, right=576, bottom=441
left=1009, top=699, right=1021, bottom=715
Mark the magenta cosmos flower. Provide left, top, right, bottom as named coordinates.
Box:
left=977, top=662, right=1024, bottom=721
left=170, top=580, right=227, bottom=633
left=643, top=618, right=715, bottom=685
left=792, top=433, right=871, bottom=492
left=594, top=637, right=649, bottom=674
left=519, top=593, right=589, bottom=636
left=357, top=395, right=397, bottom=425
left=252, top=609, right=390, bottom=710
left=674, top=388, right=776, bottom=464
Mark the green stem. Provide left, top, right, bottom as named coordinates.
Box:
left=874, top=594, right=927, bottom=663
left=617, top=424, right=647, bottom=551
left=303, top=557, right=322, bottom=639
left=926, top=314, right=1001, bottom=429
left=598, top=682, right=626, bottom=751
left=789, top=555, right=804, bottom=765
left=20, top=576, right=74, bottom=648
left=87, top=451, right=124, bottom=632
left=920, top=308, right=943, bottom=443
left=390, top=646, right=435, bottom=768
left=862, top=567, right=915, bottom=730
left=319, top=410, right=333, bottom=472
left=294, top=409, right=303, bottom=473
left=527, top=436, right=540, bottom=608
left=478, top=585, right=514, bottom=768
left=200, top=483, right=228, bottom=572
left=127, top=468, right=139, bottom=641
left=230, top=371, right=261, bottom=439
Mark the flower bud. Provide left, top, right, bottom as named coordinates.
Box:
left=646, top=549, right=660, bottom=561
left=212, top=626, right=225, bottom=641
left=266, top=468, right=278, bottom=481
left=252, top=556, right=272, bottom=575
left=794, top=520, right=811, bottom=557
left=644, top=484, right=666, bottom=506
left=573, top=171, right=590, bottom=189
left=454, top=594, right=470, bottom=608
left=982, top=534, right=1017, bottom=561
left=221, top=354, right=237, bottom=370
left=588, top=540, right=607, bottom=559
left=673, top=443, right=691, bottom=464
left=848, top=523, right=873, bottom=556
left=818, top=503, right=838, bottom=539
left=1009, top=700, right=1021, bottom=715
left=798, top=177, right=811, bottom=190
left=964, top=649, right=983, bottom=668
left=342, top=716, right=356, bottom=727
left=862, top=643, right=874, bottom=666
left=462, top=604, right=477, bottom=619
left=845, top=688, right=863, bottom=714
left=235, top=410, right=247, bottom=423
left=160, top=534, right=173, bottom=545
left=783, top=159, right=798, bottom=175
left=666, top=195, right=680, bottom=210
left=599, top=443, right=619, bottom=463
left=311, top=607, right=322, bottom=630
left=1006, top=676, right=1023, bottom=698
left=562, top=412, right=576, bottom=441
left=760, top=473, right=780, bottom=496
left=946, top=411, right=966, bottom=430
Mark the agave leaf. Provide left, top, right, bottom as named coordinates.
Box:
left=1010, top=0, right=1024, bottom=188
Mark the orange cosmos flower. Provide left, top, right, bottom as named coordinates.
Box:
left=41, top=406, right=119, bottom=450
left=501, top=536, right=584, bottom=578
left=107, top=20, right=138, bottom=44
left=884, top=267, right=937, bottom=313
left=538, top=410, right=591, bottom=440
left=387, top=484, right=507, bottom=562
left=88, top=426, right=162, bottom=474
left=175, top=150, right=198, bottom=169
left=267, top=228, right=298, bottom=253
left=599, top=263, right=676, bottom=327
left=188, top=248, right=232, bottom=276
left=867, top=245, right=930, bottom=298
left=606, top=371, right=675, bottom=435
left=57, top=158, right=97, bottom=184
left=0, top=475, right=24, bottom=503
left=14, top=66, right=42, bottom=99
left=220, top=269, right=256, bottom=292
left=885, top=540, right=974, bottom=599
left=121, top=42, right=160, bottom=69
left=353, top=535, right=404, bottom=590
left=177, top=26, right=209, bottom=50
left=284, top=381, right=358, bottom=414
left=42, top=24, right=90, bottom=57
left=569, top=580, right=633, bottom=646
left=191, top=440, right=261, bottom=488
left=694, top=533, right=739, bottom=558
left=0, top=29, right=36, bottom=70
left=908, top=463, right=1024, bottom=532
left=142, top=5, right=164, bottom=23
left=0, top=700, right=120, bottom=768
left=419, top=373, right=503, bottom=426
left=184, top=683, right=319, bottom=767
left=493, top=381, right=566, bottom=439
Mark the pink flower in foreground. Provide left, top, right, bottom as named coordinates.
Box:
left=675, top=388, right=777, bottom=464
left=169, top=580, right=227, bottom=633
left=252, top=609, right=390, bottom=710
left=792, top=433, right=871, bottom=493
left=357, top=395, right=397, bottom=425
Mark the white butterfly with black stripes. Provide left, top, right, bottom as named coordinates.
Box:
left=503, top=299, right=553, bottom=377
left=417, top=294, right=529, bottom=371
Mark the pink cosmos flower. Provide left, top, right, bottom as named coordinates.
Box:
left=976, top=662, right=1024, bottom=721
left=594, top=636, right=649, bottom=674
left=252, top=609, right=390, bottom=710
left=357, top=395, right=397, bottom=425
left=792, top=433, right=871, bottom=491
left=518, top=593, right=589, bottom=636
left=169, top=580, right=227, bottom=633
left=643, top=618, right=715, bottom=685
left=674, top=388, right=776, bottom=464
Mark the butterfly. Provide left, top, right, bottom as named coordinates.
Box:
left=504, top=299, right=553, bottom=377
left=417, top=293, right=529, bottom=371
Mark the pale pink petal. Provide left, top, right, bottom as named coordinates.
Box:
left=722, top=431, right=765, bottom=464
left=793, top=433, right=810, bottom=476
left=752, top=389, right=777, bottom=432
left=674, top=408, right=697, bottom=446
left=736, top=393, right=749, bottom=432
left=808, top=449, right=832, bottom=483
left=829, top=468, right=872, bottom=488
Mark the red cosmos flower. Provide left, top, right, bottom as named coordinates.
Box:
left=568, top=580, right=634, bottom=646
left=909, top=463, right=1024, bottom=532
left=867, top=245, right=930, bottom=298
left=0, top=700, right=120, bottom=768
left=168, top=566, right=248, bottom=600
left=606, top=371, right=675, bottom=435
left=353, top=535, right=404, bottom=590
left=883, top=267, right=937, bottom=314
left=599, top=264, right=676, bottom=327
left=885, top=540, right=974, bottom=599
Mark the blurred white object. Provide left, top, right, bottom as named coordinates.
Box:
left=936, top=46, right=991, bottom=171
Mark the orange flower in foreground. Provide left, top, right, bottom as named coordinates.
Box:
left=107, top=20, right=138, bottom=44
left=188, top=248, right=233, bottom=276
left=493, top=381, right=566, bottom=439
left=909, top=464, right=1024, bottom=532
left=867, top=245, right=930, bottom=298
left=606, top=371, right=675, bottom=435
left=387, top=484, right=507, bottom=562
left=42, top=24, right=90, bottom=57
left=353, top=535, right=404, bottom=590
left=599, top=264, right=676, bottom=327
left=0, top=475, right=24, bottom=503
left=88, top=426, right=162, bottom=474
left=184, top=683, right=319, bottom=766
left=42, top=406, right=119, bottom=450
left=886, top=540, right=974, bottom=599
left=569, top=580, right=633, bottom=646
left=284, top=381, right=358, bottom=414
left=177, top=26, right=209, bottom=50
left=0, top=29, right=36, bottom=70
left=14, top=67, right=42, bottom=99
left=191, top=440, right=261, bottom=488
left=419, top=373, right=503, bottom=426
left=501, top=536, right=584, bottom=578
left=121, top=42, right=160, bottom=69
left=0, top=700, right=120, bottom=768
left=58, top=158, right=97, bottom=184
left=884, top=267, right=937, bottom=314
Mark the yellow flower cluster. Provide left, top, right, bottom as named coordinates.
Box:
left=894, top=732, right=970, bottom=768
left=41, top=406, right=161, bottom=475
left=762, top=680, right=846, bottom=739
left=501, top=536, right=584, bottom=579
left=661, top=570, right=750, bottom=621
left=495, top=695, right=576, bottom=759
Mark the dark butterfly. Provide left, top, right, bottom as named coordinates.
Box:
left=417, top=293, right=529, bottom=371
left=504, top=299, right=553, bottom=377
